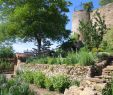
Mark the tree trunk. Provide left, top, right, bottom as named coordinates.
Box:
left=36, top=38, right=41, bottom=53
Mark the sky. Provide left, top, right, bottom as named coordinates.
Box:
left=13, top=0, right=100, bottom=53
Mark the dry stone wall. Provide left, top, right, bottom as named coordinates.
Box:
left=21, top=64, right=90, bottom=81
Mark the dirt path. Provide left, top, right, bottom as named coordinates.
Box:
left=29, top=84, right=63, bottom=95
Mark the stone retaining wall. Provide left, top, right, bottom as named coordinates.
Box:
left=20, top=64, right=91, bottom=81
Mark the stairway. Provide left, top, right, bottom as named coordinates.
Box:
left=81, top=64, right=113, bottom=93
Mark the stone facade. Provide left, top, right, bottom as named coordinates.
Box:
left=72, top=10, right=89, bottom=40
left=20, top=64, right=90, bottom=81
left=72, top=2, right=113, bottom=34
left=91, top=3, right=113, bottom=28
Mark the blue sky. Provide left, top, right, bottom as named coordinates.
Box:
left=13, top=0, right=100, bottom=53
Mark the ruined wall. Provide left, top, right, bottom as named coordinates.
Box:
left=91, top=3, right=113, bottom=28
left=72, top=3, right=113, bottom=34
left=72, top=10, right=89, bottom=34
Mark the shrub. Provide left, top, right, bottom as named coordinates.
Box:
left=102, top=83, right=112, bottom=95
left=47, top=57, right=57, bottom=64
left=33, top=71, right=46, bottom=88
left=64, top=52, right=78, bottom=65
left=0, top=74, right=7, bottom=84
left=0, top=75, right=35, bottom=95
left=0, top=61, right=13, bottom=70
left=52, top=75, right=70, bottom=93
left=78, top=51, right=95, bottom=66
left=101, top=28, right=113, bottom=52
left=0, top=46, right=14, bottom=59
left=97, top=52, right=110, bottom=61
left=45, top=77, right=54, bottom=91
left=22, top=71, right=34, bottom=83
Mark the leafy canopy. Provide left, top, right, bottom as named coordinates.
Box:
left=0, top=0, right=71, bottom=51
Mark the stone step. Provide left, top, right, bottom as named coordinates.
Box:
left=95, top=75, right=112, bottom=79
left=103, top=66, right=113, bottom=71
left=87, top=78, right=106, bottom=83
left=93, top=83, right=107, bottom=92
left=102, top=72, right=113, bottom=76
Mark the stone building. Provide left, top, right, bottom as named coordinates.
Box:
left=72, top=2, right=113, bottom=38
left=72, top=10, right=89, bottom=40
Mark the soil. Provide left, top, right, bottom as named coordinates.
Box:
left=29, top=84, right=63, bottom=95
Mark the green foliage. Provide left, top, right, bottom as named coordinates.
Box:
left=0, top=74, right=7, bottom=84
left=100, top=0, right=113, bottom=6
left=97, top=52, right=110, bottom=61
left=0, top=75, right=35, bottom=95
left=70, top=33, right=79, bottom=43
left=33, top=71, right=46, bottom=88
left=45, top=77, right=54, bottom=91
left=83, top=2, right=93, bottom=12
left=0, top=0, right=71, bottom=51
left=64, top=52, right=78, bottom=65
left=20, top=71, right=80, bottom=93
left=101, top=28, right=113, bottom=52
left=79, top=11, right=107, bottom=50
left=52, top=75, right=70, bottom=93
left=0, top=61, right=13, bottom=70
left=22, top=71, right=34, bottom=83
left=0, top=45, right=14, bottom=59
left=78, top=50, right=95, bottom=66
left=28, top=50, right=95, bottom=66
left=102, top=82, right=113, bottom=95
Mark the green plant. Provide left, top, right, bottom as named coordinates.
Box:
left=64, top=52, right=78, bottom=65
left=22, top=71, right=34, bottom=83
left=33, top=71, right=46, bottom=88
left=79, top=11, right=107, bottom=50
left=0, top=75, right=35, bottom=95
left=45, top=77, right=54, bottom=91
left=102, top=83, right=112, bottom=95
left=0, top=61, right=13, bottom=71
left=0, top=74, right=7, bottom=84
left=0, top=45, right=14, bottom=59
left=78, top=51, right=95, bottom=66
left=101, top=28, right=113, bottom=52
left=97, top=52, right=110, bottom=61
left=52, top=75, right=70, bottom=93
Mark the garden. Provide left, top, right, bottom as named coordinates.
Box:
left=0, top=0, right=113, bottom=95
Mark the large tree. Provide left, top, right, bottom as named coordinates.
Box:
left=100, top=0, right=113, bottom=6
left=0, top=0, right=71, bottom=52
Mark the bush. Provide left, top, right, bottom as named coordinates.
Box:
left=45, top=77, right=54, bottom=91
left=0, top=74, right=7, bottom=84
left=0, top=46, right=14, bottom=59
left=64, top=52, right=78, bottom=65
left=101, top=28, right=113, bottom=52
left=52, top=75, right=70, bottom=93
left=0, top=75, right=35, bottom=95
left=97, top=52, right=110, bottom=61
left=22, top=71, right=34, bottom=83
left=102, top=83, right=112, bottom=95
left=0, top=61, right=13, bottom=70
left=33, top=71, right=46, bottom=88
left=78, top=51, right=95, bottom=66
